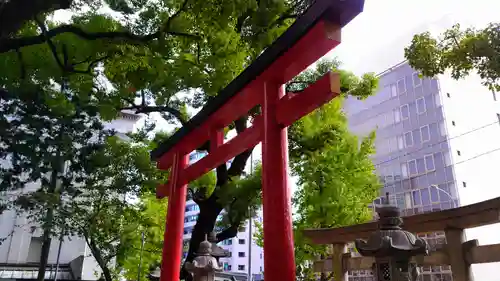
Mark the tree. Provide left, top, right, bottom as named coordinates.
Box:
left=63, top=135, right=164, bottom=281
left=118, top=194, right=169, bottom=281
left=254, top=59, right=380, bottom=281
left=404, top=23, right=500, bottom=91
left=1, top=2, right=374, bottom=281
left=0, top=86, right=112, bottom=281
left=0, top=87, right=163, bottom=281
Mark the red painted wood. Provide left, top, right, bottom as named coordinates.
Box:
left=160, top=153, right=188, bottom=281
left=155, top=19, right=341, bottom=173
left=276, top=72, right=340, bottom=127
left=156, top=84, right=262, bottom=171
left=210, top=129, right=224, bottom=152
left=156, top=183, right=169, bottom=198
left=261, top=82, right=295, bottom=281
left=263, top=20, right=341, bottom=84
left=180, top=116, right=263, bottom=186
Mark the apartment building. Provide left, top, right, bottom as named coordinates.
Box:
left=343, top=61, right=500, bottom=281
left=183, top=151, right=264, bottom=281
left=0, top=110, right=142, bottom=281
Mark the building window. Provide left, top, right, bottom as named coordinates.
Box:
left=260, top=253, right=263, bottom=259
left=238, top=226, right=246, bottom=232
left=401, top=163, right=408, bottom=178
left=438, top=121, right=447, bottom=137
left=430, top=186, right=440, bottom=203
left=408, top=160, right=418, bottom=176
left=228, top=265, right=232, bottom=271
left=463, top=182, right=467, bottom=188
left=412, top=190, right=421, bottom=206
left=397, top=135, right=404, bottom=150
left=422, top=188, right=432, bottom=206
left=184, top=227, right=193, bottom=235
left=27, top=237, right=43, bottom=263
left=400, top=104, right=409, bottom=120
left=424, top=154, right=435, bottom=171
left=457, top=150, right=461, bottom=156
left=238, top=239, right=245, bottom=245
left=390, top=84, right=398, bottom=97
left=260, top=266, right=263, bottom=272
left=435, top=94, right=442, bottom=107
left=452, top=121, right=456, bottom=126
left=238, top=252, right=246, bottom=257
left=228, top=252, right=232, bottom=257
left=412, top=72, right=422, bottom=87
left=185, top=204, right=199, bottom=212
left=444, top=151, right=452, bottom=166
left=221, top=239, right=232, bottom=245
left=397, top=78, right=406, bottom=95
left=404, top=131, right=413, bottom=147
left=420, top=125, right=430, bottom=142
left=416, top=97, right=426, bottom=114
left=393, top=108, right=401, bottom=123
left=184, top=215, right=198, bottom=223
left=238, top=265, right=245, bottom=271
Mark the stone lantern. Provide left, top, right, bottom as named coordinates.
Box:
left=355, top=193, right=429, bottom=281
left=185, top=235, right=223, bottom=281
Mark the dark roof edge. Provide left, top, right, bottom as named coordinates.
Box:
left=151, top=0, right=364, bottom=160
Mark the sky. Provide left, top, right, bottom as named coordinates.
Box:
left=328, top=0, right=500, bottom=75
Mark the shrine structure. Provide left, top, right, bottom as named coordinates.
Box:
left=150, top=1, right=365, bottom=281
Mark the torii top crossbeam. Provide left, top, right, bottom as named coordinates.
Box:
left=150, top=1, right=365, bottom=281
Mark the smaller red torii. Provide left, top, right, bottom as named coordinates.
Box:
left=150, top=1, right=365, bottom=281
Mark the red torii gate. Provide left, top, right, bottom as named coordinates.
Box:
left=150, top=1, right=365, bottom=280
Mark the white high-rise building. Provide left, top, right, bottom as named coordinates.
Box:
left=0, top=110, right=142, bottom=280
left=183, top=152, right=264, bottom=281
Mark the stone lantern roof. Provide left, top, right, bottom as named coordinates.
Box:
left=355, top=193, right=428, bottom=258
left=207, top=232, right=231, bottom=258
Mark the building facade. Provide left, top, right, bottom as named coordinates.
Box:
left=183, top=152, right=264, bottom=280
left=345, top=61, right=455, bottom=280
left=343, top=61, right=500, bottom=280
left=0, top=111, right=142, bottom=281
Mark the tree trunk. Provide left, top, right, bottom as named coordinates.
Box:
left=181, top=196, right=223, bottom=281
left=86, top=235, right=113, bottom=281
left=36, top=167, right=58, bottom=281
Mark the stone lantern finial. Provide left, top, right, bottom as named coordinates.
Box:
left=355, top=192, right=429, bottom=281
left=207, top=231, right=231, bottom=259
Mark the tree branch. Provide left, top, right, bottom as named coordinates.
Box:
left=121, top=104, right=188, bottom=125
left=0, top=24, right=200, bottom=54
left=1, top=0, right=196, bottom=54
left=227, top=116, right=254, bottom=177
left=160, top=0, right=190, bottom=34
left=34, top=17, right=66, bottom=71
left=215, top=224, right=239, bottom=243
left=0, top=0, right=72, bottom=39
left=16, top=49, right=26, bottom=79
